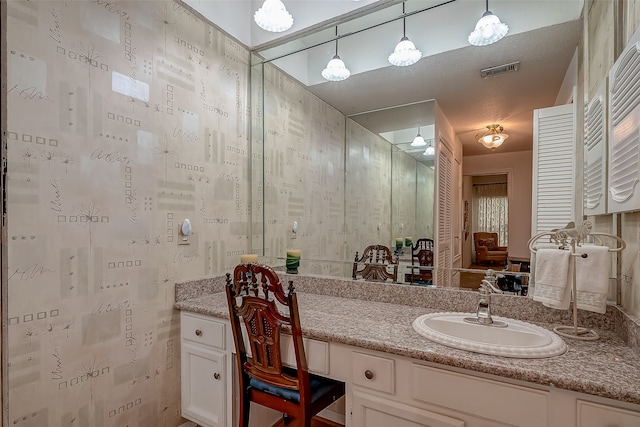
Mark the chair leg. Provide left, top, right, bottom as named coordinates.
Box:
left=302, top=413, right=312, bottom=427
left=239, top=389, right=250, bottom=427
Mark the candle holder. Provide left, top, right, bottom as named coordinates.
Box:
left=286, top=250, right=300, bottom=274
left=394, top=238, right=404, bottom=257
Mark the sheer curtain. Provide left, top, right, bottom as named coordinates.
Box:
left=473, top=183, right=508, bottom=246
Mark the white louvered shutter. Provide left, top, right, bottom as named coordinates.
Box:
left=608, top=36, right=640, bottom=213
left=584, top=81, right=608, bottom=215
left=436, top=140, right=453, bottom=287
left=532, top=103, right=575, bottom=235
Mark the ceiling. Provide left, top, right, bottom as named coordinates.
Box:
left=183, top=0, right=584, bottom=158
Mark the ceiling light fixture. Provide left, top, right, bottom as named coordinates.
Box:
left=468, top=0, right=509, bottom=46
left=477, top=124, right=509, bottom=150
left=411, top=127, right=427, bottom=147
left=423, top=141, right=435, bottom=156
left=388, top=2, right=422, bottom=67
left=254, top=0, right=293, bottom=33
left=322, top=27, right=351, bottom=81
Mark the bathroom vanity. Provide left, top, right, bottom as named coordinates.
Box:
left=175, top=275, right=640, bottom=427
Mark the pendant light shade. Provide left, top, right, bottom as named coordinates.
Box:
left=468, top=0, right=508, bottom=46
left=322, top=27, right=350, bottom=81
left=411, top=128, right=427, bottom=147
left=424, top=145, right=435, bottom=156
left=389, top=3, right=422, bottom=67
left=322, top=55, right=351, bottom=81
left=254, top=0, right=293, bottom=33
left=389, top=37, right=422, bottom=67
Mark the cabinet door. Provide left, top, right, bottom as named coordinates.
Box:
left=351, top=390, right=464, bottom=427
left=577, top=401, right=640, bottom=427
left=181, top=340, right=227, bottom=427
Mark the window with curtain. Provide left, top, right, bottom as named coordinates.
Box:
left=473, top=182, right=508, bottom=246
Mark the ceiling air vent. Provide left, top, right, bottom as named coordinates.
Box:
left=480, top=61, right=520, bottom=78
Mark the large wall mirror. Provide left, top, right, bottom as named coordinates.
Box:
left=250, top=59, right=436, bottom=280
left=248, top=0, right=583, bottom=291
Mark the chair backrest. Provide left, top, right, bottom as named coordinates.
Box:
left=225, top=264, right=309, bottom=395
left=352, top=245, right=398, bottom=282
left=474, top=232, right=499, bottom=250
left=411, top=238, right=434, bottom=267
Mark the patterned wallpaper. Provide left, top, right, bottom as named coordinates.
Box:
left=344, top=120, right=393, bottom=263
left=4, top=1, right=436, bottom=425
left=260, top=64, right=348, bottom=277
left=5, top=1, right=250, bottom=425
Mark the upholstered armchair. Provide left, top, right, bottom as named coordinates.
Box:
left=473, top=232, right=508, bottom=266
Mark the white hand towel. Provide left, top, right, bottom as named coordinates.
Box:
left=575, top=245, right=610, bottom=314
left=532, top=248, right=571, bottom=310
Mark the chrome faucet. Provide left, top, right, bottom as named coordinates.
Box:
left=476, top=279, right=503, bottom=324
left=464, top=273, right=507, bottom=327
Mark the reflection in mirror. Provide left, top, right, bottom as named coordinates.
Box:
left=247, top=254, right=529, bottom=296
left=250, top=1, right=581, bottom=294
left=251, top=59, right=438, bottom=282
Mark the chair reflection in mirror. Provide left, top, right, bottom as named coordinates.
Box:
left=225, top=263, right=345, bottom=427
left=352, top=244, right=399, bottom=283
left=473, top=232, right=508, bottom=266
left=407, top=238, right=434, bottom=285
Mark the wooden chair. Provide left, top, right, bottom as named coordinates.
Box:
left=408, top=238, right=434, bottom=284
left=473, top=232, right=508, bottom=266
left=352, top=244, right=399, bottom=282
left=225, top=263, right=345, bottom=427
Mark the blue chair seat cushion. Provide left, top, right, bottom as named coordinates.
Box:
left=249, top=367, right=343, bottom=404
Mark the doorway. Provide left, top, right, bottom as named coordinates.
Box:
left=461, top=174, right=509, bottom=270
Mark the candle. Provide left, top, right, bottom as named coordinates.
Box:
left=286, top=249, right=301, bottom=258
left=240, top=254, right=258, bottom=263
left=395, top=238, right=403, bottom=249
left=405, top=237, right=412, bottom=247
left=286, top=249, right=301, bottom=274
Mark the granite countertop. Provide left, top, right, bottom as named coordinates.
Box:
left=174, top=275, right=640, bottom=406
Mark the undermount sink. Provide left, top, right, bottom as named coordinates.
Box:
left=412, top=312, right=567, bottom=359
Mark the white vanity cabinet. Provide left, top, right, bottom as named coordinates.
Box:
left=346, top=344, right=547, bottom=427
left=180, top=311, right=231, bottom=427
left=178, top=312, right=640, bottom=427
left=340, top=344, right=640, bottom=427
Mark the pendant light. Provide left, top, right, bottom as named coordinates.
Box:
left=254, top=0, right=293, bottom=33
left=411, top=127, right=426, bottom=147
left=322, top=27, right=351, bottom=81
left=468, top=0, right=509, bottom=46
left=423, top=141, right=435, bottom=156
left=388, top=2, right=422, bottom=67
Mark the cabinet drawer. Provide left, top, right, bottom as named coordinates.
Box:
left=181, top=312, right=226, bottom=350
left=282, top=337, right=330, bottom=375
left=411, top=364, right=547, bottom=427
left=577, top=401, right=640, bottom=427
left=352, top=351, right=395, bottom=395
left=240, top=324, right=329, bottom=375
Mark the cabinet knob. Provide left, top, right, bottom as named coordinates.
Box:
left=364, top=370, right=374, bottom=380
left=214, top=372, right=221, bottom=380
left=195, top=329, right=202, bottom=337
